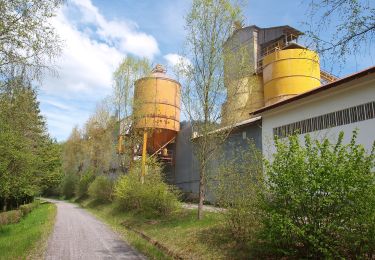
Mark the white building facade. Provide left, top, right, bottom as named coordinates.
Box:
left=253, top=67, right=375, bottom=159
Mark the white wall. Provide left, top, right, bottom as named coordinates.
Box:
left=261, top=75, right=375, bottom=159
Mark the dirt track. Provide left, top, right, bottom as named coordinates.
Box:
left=45, top=199, right=146, bottom=260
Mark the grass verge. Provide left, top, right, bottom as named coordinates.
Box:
left=0, top=202, right=56, bottom=260
left=80, top=199, right=243, bottom=259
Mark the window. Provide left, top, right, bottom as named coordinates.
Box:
left=273, top=101, right=375, bottom=138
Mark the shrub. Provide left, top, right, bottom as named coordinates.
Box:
left=114, top=160, right=180, bottom=216
left=259, top=131, right=375, bottom=258
left=210, top=141, right=264, bottom=248
left=88, top=176, right=114, bottom=203
left=0, top=210, right=22, bottom=226
left=59, top=174, right=78, bottom=199
left=19, top=201, right=39, bottom=216
left=76, top=170, right=95, bottom=199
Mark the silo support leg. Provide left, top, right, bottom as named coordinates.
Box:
left=141, top=131, right=148, bottom=184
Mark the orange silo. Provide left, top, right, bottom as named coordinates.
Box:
left=133, top=65, right=181, bottom=178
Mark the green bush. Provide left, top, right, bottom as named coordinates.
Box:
left=59, top=174, right=78, bottom=199
left=114, top=160, right=180, bottom=216
left=259, top=131, right=375, bottom=258
left=0, top=210, right=22, bottom=226
left=19, top=201, right=39, bottom=216
left=88, top=176, right=114, bottom=203
left=76, top=170, right=95, bottom=199
left=211, top=141, right=264, bottom=248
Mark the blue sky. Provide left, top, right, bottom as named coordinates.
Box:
left=38, top=0, right=374, bottom=141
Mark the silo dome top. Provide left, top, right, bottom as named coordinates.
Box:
left=150, top=64, right=173, bottom=80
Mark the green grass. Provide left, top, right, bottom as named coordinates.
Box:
left=80, top=199, right=242, bottom=260
left=0, top=202, right=56, bottom=260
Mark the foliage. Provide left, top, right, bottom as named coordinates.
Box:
left=76, top=170, right=95, bottom=199
left=114, top=160, right=180, bottom=217
left=211, top=141, right=263, bottom=248
left=113, top=56, right=151, bottom=120
left=62, top=102, right=117, bottom=177
left=88, top=176, right=114, bottom=203
left=0, top=203, right=56, bottom=260
left=0, top=202, right=40, bottom=226
left=41, top=168, right=64, bottom=197
left=0, top=0, right=63, bottom=83
left=0, top=210, right=22, bottom=226
left=59, top=174, right=78, bottom=199
left=259, top=131, right=375, bottom=258
left=304, top=0, right=375, bottom=65
left=0, top=120, right=36, bottom=210
left=181, top=0, right=246, bottom=219
left=39, top=141, right=64, bottom=196
left=62, top=127, right=85, bottom=174
left=0, top=0, right=63, bottom=210
left=0, top=78, right=60, bottom=210
left=83, top=103, right=117, bottom=174
left=112, top=56, right=151, bottom=171
left=19, top=202, right=39, bottom=217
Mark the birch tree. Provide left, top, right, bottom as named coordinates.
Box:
left=113, top=56, right=151, bottom=121
left=112, top=56, right=151, bottom=170
left=0, top=0, right=63, bottom=84
left=182, top=0, right=246, bottom=220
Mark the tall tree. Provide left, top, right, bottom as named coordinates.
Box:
left=62, top=126, right=84, bottom=175
left=182, top=0, right=245, bottom=219
left=112, top=56, right=151, bottom=170
left=0, top=0, right=63, bottom=84
left=113, top=56, right=151, bottom=121
left=0, top=0, right=64, bottom=210
left=62, top=102, right=117, bottom=177
left=84, top=102, right=116, bottom=174
left=0, top=78, right=54, bottom=210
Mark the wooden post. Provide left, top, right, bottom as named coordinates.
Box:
left=141, top=130, right=148, bottom=184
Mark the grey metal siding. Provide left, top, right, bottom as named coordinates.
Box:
left=174, top=120, right=262, bottom=202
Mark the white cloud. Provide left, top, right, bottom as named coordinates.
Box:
left=39, top=0, right=161, bottom=141
left=164, top=53, right=191, bottom=68
left=70, top=0, right=159, bottom=59
left=44, top=12, right=122, bottom=96
left=38, top=98, right=72, bottom=111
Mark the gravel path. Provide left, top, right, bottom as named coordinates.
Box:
left=45, top=199, right=146, bottom=260
left=182, top=203, right=226, bottom=213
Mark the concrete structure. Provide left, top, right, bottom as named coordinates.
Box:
left=172, top=24, right=333, bottom=200
left=174, top=122, right=198, bottom=199
left=174, top=118, right=262, bottom=201
left=253, top=66, right=375, bottom=159
left=141, top=26, right=373, bottom=203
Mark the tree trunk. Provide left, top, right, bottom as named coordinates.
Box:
left=3, top=198, right=7, bottom=212
left=198, top=169, right=205, bottom=220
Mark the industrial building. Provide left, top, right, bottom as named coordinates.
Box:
left=173, top=25, right=374, bottom=199
left=119, top=24, right=375, bottom=200
left=254, top=67, right=375, bottom=159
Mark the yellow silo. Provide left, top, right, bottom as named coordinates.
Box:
left=262, top=48, right=321, bottom=106
left=221, top=75, right=264, bottom=125
left=117, top=135, right=125, bottom=154
left=133, top=64, right=181, bottom=154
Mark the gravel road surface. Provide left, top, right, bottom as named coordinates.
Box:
left=45, top=199, right=146, bottom=260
